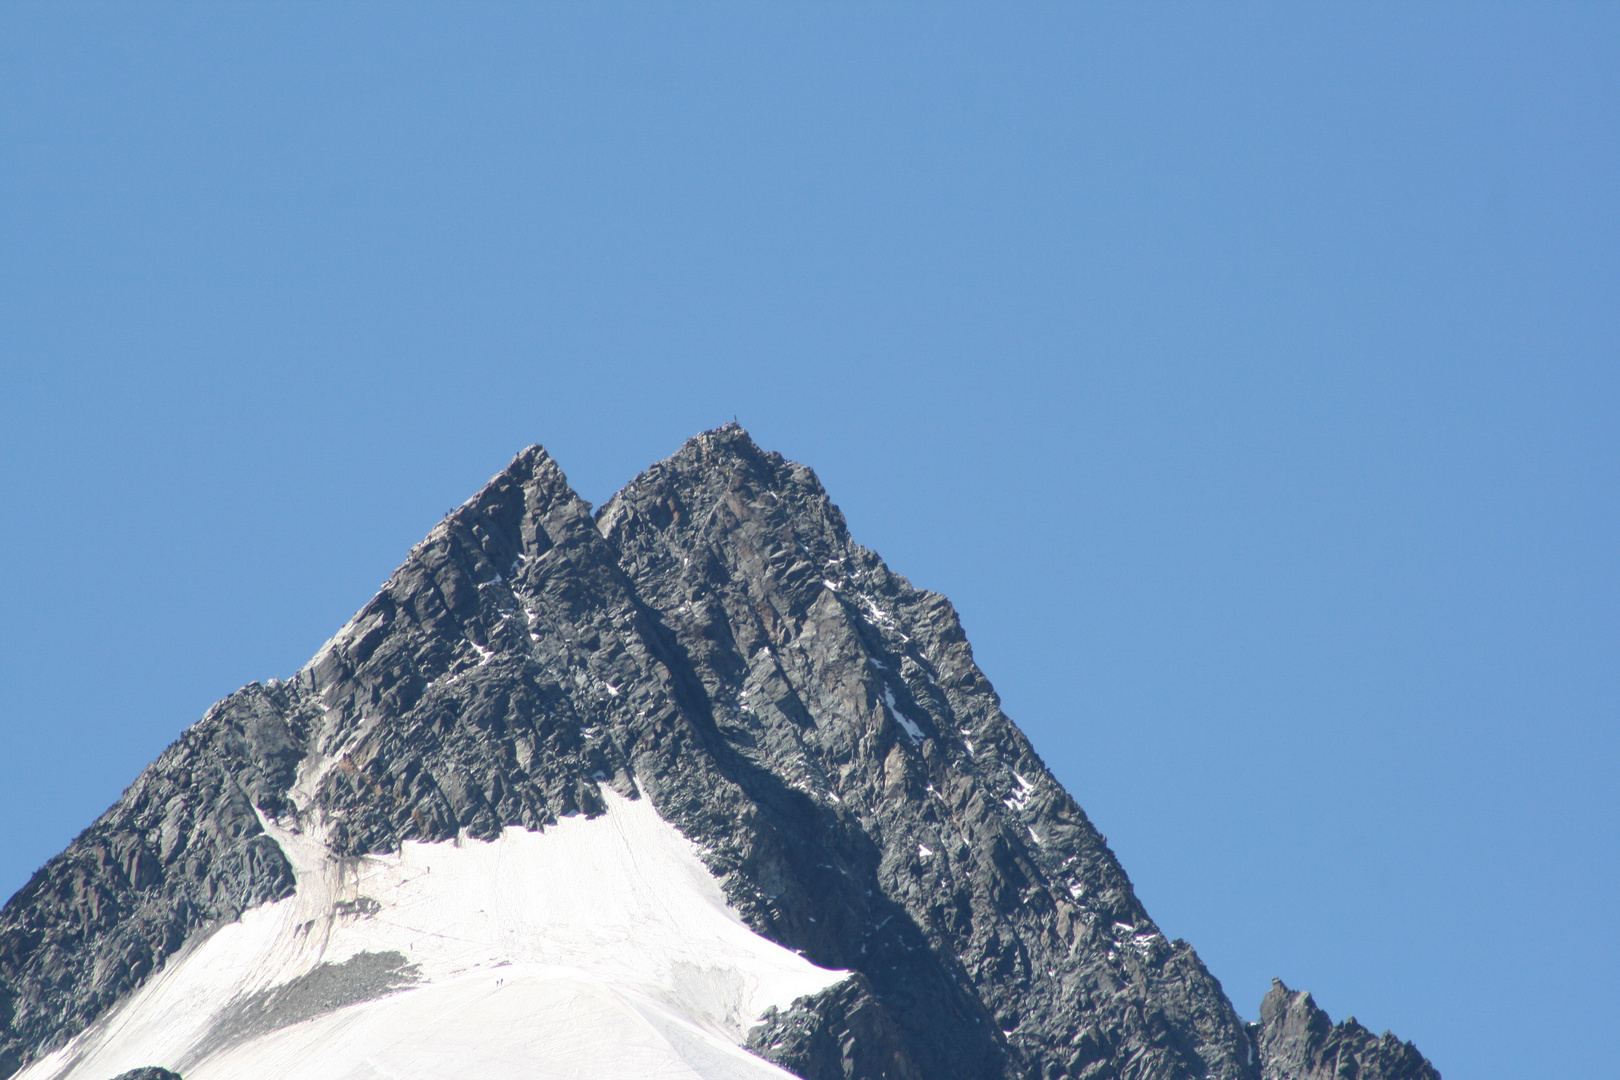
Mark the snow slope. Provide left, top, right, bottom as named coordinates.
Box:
left=18, top=789, right=845, bottom=1080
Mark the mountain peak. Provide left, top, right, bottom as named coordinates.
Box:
left=0, top=432, right=1441, bottom=1080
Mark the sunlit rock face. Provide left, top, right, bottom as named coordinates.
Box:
left=0, top=426, right=1440, bottom=1080
left=1256, top=981, right=1439, bottom=1080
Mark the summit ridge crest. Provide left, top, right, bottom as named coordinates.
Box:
left=0, top=429, right=1440, bottom=1080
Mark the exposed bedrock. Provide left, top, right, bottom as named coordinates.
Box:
left=0, top=426, right=1440, bottom=1080
left=1256, top=980, right=1438, bottom=1080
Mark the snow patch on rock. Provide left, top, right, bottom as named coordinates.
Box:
left=18, top=790, right=845, bottom=1080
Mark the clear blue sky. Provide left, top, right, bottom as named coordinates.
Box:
left=2, top=6, right=1614, bottom=1078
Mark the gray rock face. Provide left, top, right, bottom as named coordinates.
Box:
left=747, top=974, right=919, bottom=1080
left=107, top=1070, right=180, bottom=1080
left=1256, top=981, right=1438, bottom=1080
left=0, top=427, right=1441, bottom=1080
left=0, top=685, right=312, bottom=1076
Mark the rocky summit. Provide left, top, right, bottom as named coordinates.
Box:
left=0, top=426, right=1441, bottom=1080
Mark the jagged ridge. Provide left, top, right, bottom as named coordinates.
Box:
left=0, top=426, right=1440, bottom=1080
left=1257, top=981, right=1438, bottom=1080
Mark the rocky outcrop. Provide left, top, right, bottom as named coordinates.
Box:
left=747, top=974, right=919, bottom=1080
left=0, top=426, right=1442, bottom=1080
left=594, top=428, right=1254, bottom=1080
left=1257, top=981, right=1438, bottom=1080
left=0, top=685, right=312, bottom=1075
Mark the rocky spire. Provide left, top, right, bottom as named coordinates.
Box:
left=1257, top=980, right=1438, bottom=1080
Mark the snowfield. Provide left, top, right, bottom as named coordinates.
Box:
left=18, top=789, right=845, bottom=1080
